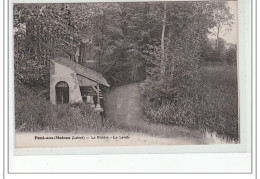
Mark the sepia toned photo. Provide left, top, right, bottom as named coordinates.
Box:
left=13, top=1, right=239, bottom=149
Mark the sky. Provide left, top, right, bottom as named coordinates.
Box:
left=209, top=1, right=238, bottom=44
left=223, top=1, right=238, bottom=44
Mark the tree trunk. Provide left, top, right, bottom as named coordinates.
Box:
left=79, top=41, right=87, bottom=65
left=216, top=24, right=220, bottom=48
left=160, top=3, right=167, bottom=76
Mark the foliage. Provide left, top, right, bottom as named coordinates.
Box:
left=197, top=65, right=238, bottom=140
left=142, top=64, right=238, bottom=141
left=201, top=38, right=237, bottom=63
left=13, top=2, right=221, bottom=87
left=13, top=3, right=148, bottom=87
left=140, top=2, right=214, bottom=114
left=15, top=83, right=118, bottom=133
left=209, top=2, right=234, bottom=47
left=225, top=45, right=237, bottom=64
left=14, top=2, right=238, bottom=140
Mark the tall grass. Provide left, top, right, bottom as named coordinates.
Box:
left=197, top=64, right=238, bottom=140
left=143, top=100, right=196, bottom=127
left=15, top=83, right=119, bottom=133
left=141, top=64, right=239, bottom=141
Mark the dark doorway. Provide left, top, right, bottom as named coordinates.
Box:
left=56, top=81, right=69, bottom=104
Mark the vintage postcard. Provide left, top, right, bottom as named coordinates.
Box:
left=12, top=0, right=244, bottom=152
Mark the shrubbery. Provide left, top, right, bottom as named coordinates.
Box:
left=197, top=65, right=238, bottom=140
left=201, top=38, right=237, bottom=64
left=15, top=82, right=116, bottom=133
left=141, top=63, right=239, bottom=141
left=13, top=2, right=238, bottom=141
left=142, top=100, right=196, bottom=127
left=140, top=43, right=202, bottom=127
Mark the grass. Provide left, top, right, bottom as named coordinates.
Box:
left=198, top=64, right=238, bottom=141
left=15, top=63, right=238, bottom=142
left=15, top=82, right=200, bottom=141
left=142, top=63, right=239, bottom=141
left=15, top=83, right=121, bottom=133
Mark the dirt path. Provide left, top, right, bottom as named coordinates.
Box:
left=104, top=83, right=206, bottom=145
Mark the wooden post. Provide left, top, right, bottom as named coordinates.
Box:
left=92, top=85, right=103, bottom=112
left=96, top=84, right=101, bottom=108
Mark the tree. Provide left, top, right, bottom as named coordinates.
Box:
left=210, top=2, right=234, bottom=47
left=160, top=3, right=167, bottom=75
left=14, top=2, right=231, bottom=89
left=225, top=45, right=237, bottom=64
left=142, top=2, right=218, bottom=104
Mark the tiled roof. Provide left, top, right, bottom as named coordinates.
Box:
left=52, top=57, right=110, bottom=87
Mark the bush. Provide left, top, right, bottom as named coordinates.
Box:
left=143, top=101, right=196, bottom=127
left=141, top=63, right=239, bottom=141
left=140, top=47, right=201, bottom=127
left=15, top=82, right=117, bottom=133
left=196, top=65, right=238, bottom=140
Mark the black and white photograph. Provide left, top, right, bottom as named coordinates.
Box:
left=13, top=1, right=239, bottom=148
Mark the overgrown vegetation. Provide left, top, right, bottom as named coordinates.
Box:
left=201, top=38, right=237, bottom=64
left=15, top=83, right=119, bottom=133
left=14, top=2, right=238, bottom=141
left=141, top=64, right=238, bottom=141
left=198, top=64, right=238, bottom=140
